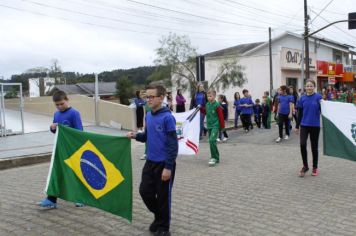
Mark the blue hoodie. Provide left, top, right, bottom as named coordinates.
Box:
left=50, top=107, right=83, bottom=133
left=135, top=107, right=178, bottom=170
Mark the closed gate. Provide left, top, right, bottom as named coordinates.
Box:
left=0, top=83, right=24, bottom=137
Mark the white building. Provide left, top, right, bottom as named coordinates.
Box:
left=203, top=31, right=355, bottom=102
left=171, top=31, right=356, bottom=118
left=172, top=32, right=356, bottom=112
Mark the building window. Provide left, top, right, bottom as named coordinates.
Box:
left=286, top=78, right=298, bottom=89
left=333, top=50, right=342, bottom=64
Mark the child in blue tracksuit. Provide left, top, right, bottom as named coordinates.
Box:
left=127, top=85, right=178, bottom=236
left=295, top=80, right=323, bottom=177
left=240, top=89, right=254, bottom=133
left=134, top=90, right=146, bottom=132
left=276, top=85, right=293, bottom=143
left=253, top=99, right=262, bottom=128
left=38, top=90, right=83, bottom=208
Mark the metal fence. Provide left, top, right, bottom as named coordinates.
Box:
left=0, top=83, right=24, bottom=137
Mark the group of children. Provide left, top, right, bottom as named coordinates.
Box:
left=322, top=85, right=355, bottom=103
left=38, top=80, right=323, bottom=235
left=233, top=90, right=273, bottom=133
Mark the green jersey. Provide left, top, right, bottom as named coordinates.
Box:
left=206, top=100, right=222, bottom=129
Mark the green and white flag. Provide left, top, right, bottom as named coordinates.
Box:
left=321, top=101, right=356, bottom=161
left=45, top=125, right=132, bottom=221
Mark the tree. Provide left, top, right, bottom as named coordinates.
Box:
left=116, top=75, right=134, bottom=105
left=209, top=58, right=246, bottom=92
left=153, top=33, right=247, bottom=95
left=49, top=59, right=63, bottom=84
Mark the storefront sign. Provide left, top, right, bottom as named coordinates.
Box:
left=328, top=63, right=336, bottom=75
left=317, top=61, right=343, bottom=76
left=280, top=48, right=316, bottom=70
left=328, top=77, right=336, bottom=85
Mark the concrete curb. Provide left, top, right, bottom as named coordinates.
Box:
left=0, top=153, right=51, bottom=170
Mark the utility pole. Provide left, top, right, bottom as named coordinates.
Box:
left=94, top=73, right=99, bottom=126
left=304, top=0, right=310, bottom=80
left=268, top=27, right=273, bottom=95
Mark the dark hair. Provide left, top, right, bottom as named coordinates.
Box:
left=234, top=92, right=240, bottom=101
left=305, top=79, right=316, bottom=87
left=218, top=94, right=228, bottom=104
left=280, top=85, right=287, bottom=91
left=242, top=89, right=248, bottom=94
left=255, top=99, right=260, bottom=103
left=52, top=90, right=68, bottom=102
left=264, top=91, right=269, bottom=96
left=136, top=90, right=141, bottom=98
left=177, top=89, right=182, bottom=95
left=146, top=85, right=166, bottom=97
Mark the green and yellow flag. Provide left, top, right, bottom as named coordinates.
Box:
left=45, top=125, right=132, bottom=221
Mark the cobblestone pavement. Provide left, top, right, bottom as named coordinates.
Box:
left=1, top=126, right=356, bottom=236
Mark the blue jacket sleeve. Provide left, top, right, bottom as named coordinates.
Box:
left=165, top=130, right=178, bottom=170
left=135, top=127, right=147, bottom=143
left=72, top=111, right=83, bottom=131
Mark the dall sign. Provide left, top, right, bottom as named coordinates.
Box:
left=280, top=47, right=316, bottom=70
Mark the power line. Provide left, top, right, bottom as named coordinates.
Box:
left=123, top=0, right=268, bottom=29
left=21, top=0, right=266, bottom=37
left=221, top=0, right=305, bottom=22
left=310, top=0, right=334, bottom=24
left=310, top=7, right=346, bottom=16
left=178, top=0, right=303, bottom=29
left=87, top=0, right=303, bottom=32
left=0, top=3, right=268, bottom=42
left=313, top=12, right=356, bottom=43
left=68, top=0, right=209, bottom=26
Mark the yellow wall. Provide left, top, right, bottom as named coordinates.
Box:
left=4, top=95, right=135, bottom=130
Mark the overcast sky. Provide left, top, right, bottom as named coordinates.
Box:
left=0, top=0, right=355, bottom=79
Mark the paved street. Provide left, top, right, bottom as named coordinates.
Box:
left=1, top=126, right=356, bottom=235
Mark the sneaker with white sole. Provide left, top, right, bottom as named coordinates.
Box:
left=222, top=137, right=228, bottom=142
left=208, top=158, right=217, bottom=166
left=216, top=138, right=221, bottom=142
left=140, top=154, right=147, bottom=160
left=284, top=135, right=289, bottom=140
left=275, top=137, right=282, bottom=143
left=37, top=198, right=57, bottom=209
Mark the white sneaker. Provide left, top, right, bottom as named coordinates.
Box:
left=216, top=138, right=221, bottom=142
left=208, top=158, right=217, bottom=166
left=275, top=137, right=282, bottom=143
left=284, top=135, right=289, bottom=140
left=222, top=137, right=228, bottom=142
left=140, top=154, right=146, bottom=160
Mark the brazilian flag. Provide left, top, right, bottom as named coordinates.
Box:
left=45, top=124, right=132, bottom=221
